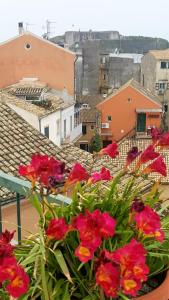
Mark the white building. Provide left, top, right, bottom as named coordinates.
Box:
left=0, top=87, right=82, bottom=147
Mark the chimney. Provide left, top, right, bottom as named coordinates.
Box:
left=18, top=22, right=24, bottom=35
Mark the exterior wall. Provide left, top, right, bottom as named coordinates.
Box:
left=61, top=105, right=75, bottom=141
left=97, top=86, right=162, bottom=141
left=40, top=110, right=61, bottom=146
left=75, top=122, right=96, bottom=151
left=0, top=33, right=75, bottom=96
left=108, top=57, right=141, bottom=90
left=155, top=60, right=169, bottom=101
left=141, top=53, right=157, bottom=93
left=7, top=104, right=40, bottom=130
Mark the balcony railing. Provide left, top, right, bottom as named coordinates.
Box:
left=0, top=171, right=71, bottom=242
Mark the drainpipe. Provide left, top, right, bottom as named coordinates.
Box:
left=74, top=54, right=78, bottom=102
left=39, top=118, right=42, bottom=134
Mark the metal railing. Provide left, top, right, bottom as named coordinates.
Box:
left=0, top=171, right=71, bottom=242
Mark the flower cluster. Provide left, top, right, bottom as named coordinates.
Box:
left=96, top=239, right=149, bottom=297
left=0, top=230, right=29, bottom=298
left=19, top=154, right=68, bottom=188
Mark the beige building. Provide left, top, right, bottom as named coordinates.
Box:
left=141, top=49, right=169, bottom=126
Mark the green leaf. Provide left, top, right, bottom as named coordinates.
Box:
left=29, top=192, right=42, bottom=216
left=62, top=283, right=70, bottom=300
left=54, top=250, right=73, bottom=283
left=40, top=257, right=50, bottom=300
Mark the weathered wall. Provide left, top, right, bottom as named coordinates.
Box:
left=108, top=57, right=141, bottom=89
left=82, top=40, right=100, bottom=95
left=141, top=53, right=157, bottom=93
left=0, top=33, right=75, bottom=96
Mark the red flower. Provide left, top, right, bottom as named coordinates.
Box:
left=134, top=205, right=165, bottom=242
left=151, top=127, right=162, bottom=144
left=46, top=218, right=69, bottom=240
left=0, top=257, right=17, bottom=282
left=99, top=143, right=119, bottom=159
left=0, top=230, right=15, bottom=262
left=137, top=145, right=160, bottom=167
left=66, top=163, right=89, bottom=186
left=121, top=276, right=141, bottom=297
left=75, top=244, right=95, bottom=263
left=19, top=154, right=67, bottom=187
left=157, top=132, right=169, bottom=148
left=0, top=257, right=29, bottom=298
left=126, top=147, right=141, bottom=167
left=96, top=262, right=120, bottom=297
left=98, top=212, right=116, bottom=239
left=142, top=156, right=167, bottom=177
left=6, top=266, right=30, bottom=298
left=89, top=167, right=111, bottom=183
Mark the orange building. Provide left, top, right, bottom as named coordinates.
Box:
left=0, top=31, right=75, bottom=97
left=97, top=80, right=162, bottom=144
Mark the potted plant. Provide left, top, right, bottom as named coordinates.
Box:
left=0, top=129, right=169, bottom=299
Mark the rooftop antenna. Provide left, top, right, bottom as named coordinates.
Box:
left=25, top=23, right=35, bottom=31
left=45, top=19, right=56, bottom=40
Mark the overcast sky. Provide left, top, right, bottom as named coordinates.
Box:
left=0, top=0, right=168, bottom=42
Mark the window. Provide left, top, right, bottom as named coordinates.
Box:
left=56, top=120, right=60, bottom=136
left=44, top=126, right=49, bottom=138
left=161, top=61, right=169, bottom=69
left=159, top=82, right=166, bottom=90
left=164, top=104, right=168, bottom=112
left=70, top=116, right=73, bottom=131
left=25, top=43, right=31, bottom=50
left=107, top=116, right=112, bottom=121
left=91, top=125, right=94, bottom=130
left=155, top=83, right=159, bottom=90
left=82, top=125, right=87, bottom=135
left=64, top=119, right=66, bottom=138
left=161, top=61, right=167, bottom=69
left=103, top=74, right=106, bottom=80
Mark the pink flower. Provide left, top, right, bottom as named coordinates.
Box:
left=46, top=218, right=69, bottom=240
left=142, top=156, right=167, bottom=177
left=99, top=143, right=119, bottom=159
left=134, top=205, right=165, bottom=242
left=121, top=276, right=141, bottom=297
left=66, top=163, right=89, bottom=186
left=89, top=167, right=111, bottom=183
left=137, top=145, right=160, bottom=167
left=151, top=127, right=162, bottom=144
left=98, top=212, right=116, bottom=239
left=6, top=266, right=30, bottom=298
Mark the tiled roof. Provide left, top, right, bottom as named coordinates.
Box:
left=97, top=79, right=162, bottom=108
left=0, top=92, right=72, bottom=118
left=79, top=95, right=103, bottom=123
left=0, top=103, right=152, bottom=200
left=149, top=49, right=169, bottom=60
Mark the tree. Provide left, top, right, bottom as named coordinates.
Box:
left=89, top=133, right=103, bottom=153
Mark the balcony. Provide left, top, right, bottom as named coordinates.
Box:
left=0, top=171, right=71, bottom=241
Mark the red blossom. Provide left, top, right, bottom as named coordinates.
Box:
left=121, top=276, right=141, bottom=297
left=6, top=266, right=30, bottom=298
left=137, top=145, right=160, bottom=167
left=96, top=262, right=120, bottom=298
left=126, top=147, right=141, bottom=167
left=46, top=218, right=69, bottom=240
left=0, top=230, right=15, bottom=244
left=134, top=205, right=165, bottom=242
left=89, top=167, right=111, bottom=183
left=98, top=212, right=116, bottom=239
left=99, top=143, right=119, bottom=159
left=142, top=156, right=167, bottom=177
left=157, top=132, right=169, bottom=148
left=0, top=257, right=18, bottom=282
left=19, top=154, right=66, bottom=187
left=75, top=244, right=95, bottom=263
left=66, top=163, right=89, bottom=186
left=151, top=127, right=162, bottom=144
left=0, top=230, right=15, bottom=262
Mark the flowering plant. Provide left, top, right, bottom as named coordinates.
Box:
left=1, top=130, right=169, bottom=300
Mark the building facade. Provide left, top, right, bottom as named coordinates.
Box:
left=97, top=80, right=162, bottom=143
left=0, top=31, right=75, bottom=100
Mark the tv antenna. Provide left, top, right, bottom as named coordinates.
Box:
left=44, top=19, right=56, bottom=40
left=25, top=23, right=35, bottom=31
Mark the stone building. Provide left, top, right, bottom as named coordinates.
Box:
left=141, top=49, right=169, bottom=128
